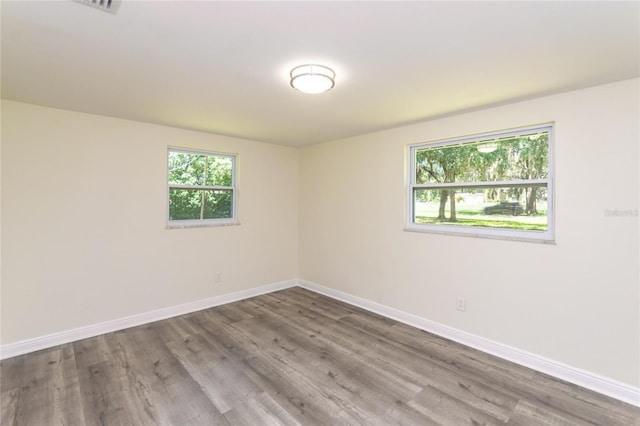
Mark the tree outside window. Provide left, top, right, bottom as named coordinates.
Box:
left=408, top=125, right=553, bottom=242
left=168, top=148, right=237, bottom=227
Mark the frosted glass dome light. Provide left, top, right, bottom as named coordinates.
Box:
left=290, top=64, right=335, bottom=94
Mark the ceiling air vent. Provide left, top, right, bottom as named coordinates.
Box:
left=76, top=0, right=118, bottom=13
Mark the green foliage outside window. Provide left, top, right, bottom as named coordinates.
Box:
left=168, top=150, right=235, bottom=222
left=410, top=126, right=552, bottom=236
left=415, top=133, right=548, bottom=218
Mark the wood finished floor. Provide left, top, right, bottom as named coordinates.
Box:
left=1, top=287, right=639, bottom=425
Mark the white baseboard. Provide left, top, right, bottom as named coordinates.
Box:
left=297, top=279, right=640, bottom=408
left=0, top=279, right=297, bottom=361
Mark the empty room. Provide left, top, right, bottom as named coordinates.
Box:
left=1, top=1, right=639, bottom=425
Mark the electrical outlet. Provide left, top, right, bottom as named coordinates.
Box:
left=456, top=297, right=466, bottom=312
left=214, top=272, right=222, bottom=283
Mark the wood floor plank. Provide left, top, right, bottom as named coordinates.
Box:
left=213, top=303, right=257, bottom=324
left=408, top=385, right=509, bottom=426
left=48, top=344, right=86, bottom=425
left=527, top=372, right=640, bottom=425
left=4, top=351, right=55, bottom=425
left=104, top=325, right=230, bottom=425
left=234, top=314, right=424, bottom=414
left=222, top=392, right=302, bottom=426
left=195, top=311, right=372, bottom=424
left=1, top=345, right=86, bottom=425
left=243, top=353, right=373, bottom=425
left=152, top=314, right=208, bottom=344
left=262, top=290, right=353, bottom=321
left=508, top=398, right=597, bottom=426
left=248, top=295, right=520, bottom=422
left=0, top=387, right=20, bottom=426
left=2, top=286, right=639, bottom=426
left=0, top=354, right=25, bottom=391
left=163, top=333, right=263, bottom=414
left=79, top=358, right=156, bottom=425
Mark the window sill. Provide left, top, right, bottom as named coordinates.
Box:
left=404, top=224, right=555, bottom=244
left=167, top=220, right=240, bottom=230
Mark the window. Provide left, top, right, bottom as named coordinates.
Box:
left=407, top=124, right=554, bottom=242
left=167, top=147, right=237, bottom=227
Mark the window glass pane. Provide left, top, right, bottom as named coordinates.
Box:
left=415, top=131, right=549, bottom=184
left=205, top=156, right=233, bottom=187
left=413, top=186, right=548, bottom=231
left=169, top=188, right=202, bottom=220
left=168, top=149, right=237, bottom=226
left=203, top=190, right=233, bottom=219
left=168, top=152, right=206, bottom=185
left=169, top=188, right=234, bottom=220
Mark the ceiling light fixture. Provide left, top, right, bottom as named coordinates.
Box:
left=290, top=64, right=335, bottom=94
left=477, top=141, right=498, bottom=153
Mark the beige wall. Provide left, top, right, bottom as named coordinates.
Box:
left=299, top=79, right=639, bottom=387
left=1, top=100, right=299, bottom=344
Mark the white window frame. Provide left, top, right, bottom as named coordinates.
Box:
left=406, top=124, right=554, bottom=243
left=167, top=147, right=238, bottom=229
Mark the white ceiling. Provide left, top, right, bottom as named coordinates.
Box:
left=2, top=1, right=638, bottom=147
